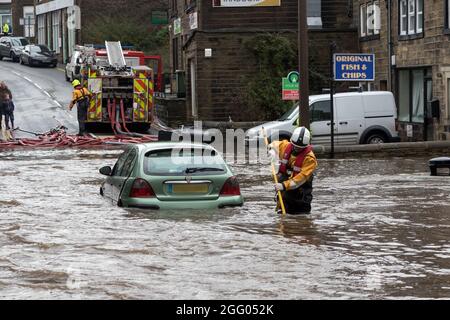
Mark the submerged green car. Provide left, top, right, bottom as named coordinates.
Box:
left=99, top=142, right=244, bottom=210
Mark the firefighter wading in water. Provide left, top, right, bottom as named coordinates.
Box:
left=269, top=127, right=318, bottom=214
left=68, top=79, right=92, bottom=136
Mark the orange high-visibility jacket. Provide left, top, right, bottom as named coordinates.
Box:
left=72, top=87, right=92, bottom=104
left=271, top=140, right=318, bottom=191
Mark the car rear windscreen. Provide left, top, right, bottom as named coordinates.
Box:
left=144, top=148, right=227, bottom=176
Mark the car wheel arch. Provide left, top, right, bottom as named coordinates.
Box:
left=360, top=126, right=392, bottom=144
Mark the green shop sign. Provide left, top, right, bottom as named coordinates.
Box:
left=152, top=10, right=168, bottom=25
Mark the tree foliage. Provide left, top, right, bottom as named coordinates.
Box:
left=240, top=33, right=325, bottom=121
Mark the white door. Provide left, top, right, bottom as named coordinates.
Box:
left=309, top=100, right=337, bottom=146
left=190, top=60, right=198, bottom=118
left=335, top=95, right=364, bottom=145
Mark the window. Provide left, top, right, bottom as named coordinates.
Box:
left=400, top=0, right=408, bottom=35
left=360, top=4, right=367, bottom=37
left=23, top=6, right=35, bottom=38
left=446, top=0, right=450, bottom=29
left=399, top=0, right=424, bottom=36
left=311, top=101, right=331, bottom=122
left=37, top=15, right=45, bottom=44
left=397, top=68, right=429, bottom=123
left=360, top=1, right=380, bottom=38
left=144, top=148, right=226, bottom=176
left=52, top=11, right=60, bottom=53
left=112, top=149, right=132, bottom=176
left=46, top=14, right=51, bottom=47
left=120, top=149, right=137, bottom=177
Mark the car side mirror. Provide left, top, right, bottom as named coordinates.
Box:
left=99, top=166, right=112, bottom=176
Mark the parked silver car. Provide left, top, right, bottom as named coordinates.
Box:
left=0, top=36, right=29, bottom=62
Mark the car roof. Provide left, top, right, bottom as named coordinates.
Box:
left=136, top=142, right=217, bottom=153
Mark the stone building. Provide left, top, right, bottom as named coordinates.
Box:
left=33, top=0, right=168, bottom=63
left=355, top=0, right=450, bottom=141
left=0, top=0, right=12, bottom=33
left=166, top=0, right=360, bottom=123
left=11, top=0, right=35, bottom=38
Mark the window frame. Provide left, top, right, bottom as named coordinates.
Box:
left=445, top=0, right=450, bottom=33
left=396, top=67, right=430, bottom=124
left=359, top=1, right=381, bottom=40
left=398, top=0, right=424, bottom=40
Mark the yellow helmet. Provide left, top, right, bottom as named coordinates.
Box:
left=72, top=79, right=81, bottom=87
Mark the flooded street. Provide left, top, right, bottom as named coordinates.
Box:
left=0, top=148, right=449, bottom=299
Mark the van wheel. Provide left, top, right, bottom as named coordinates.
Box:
left=365, top=132, right=387, bottom=144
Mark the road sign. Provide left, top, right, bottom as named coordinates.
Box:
left=282, top=71, right=299, bottom=100
left=333, top=53, right=375, bottom=82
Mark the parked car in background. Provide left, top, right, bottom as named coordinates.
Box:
left=0, top=36, right=29, bottom=62
left=19, top=44, right=57, bottom=68
left=99, top=142, right=244, bottom=210
left=246, top=91, right=401, bottom=146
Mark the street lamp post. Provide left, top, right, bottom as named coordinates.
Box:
left=298, top=0, right=310, bottom=129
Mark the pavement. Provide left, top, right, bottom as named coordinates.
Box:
left=314, top=140, right=450, bottom=158
left=0, top=58, right=78, bottom=138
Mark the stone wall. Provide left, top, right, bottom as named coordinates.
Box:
left=354, top=0, right=450, bottom=141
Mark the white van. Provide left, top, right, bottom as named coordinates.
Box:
left=246, top=91, right=401, bottom=145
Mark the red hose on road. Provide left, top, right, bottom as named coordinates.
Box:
left=0, top=126, right=158, bottom=149
left=120, top=99, right=131, bottom=133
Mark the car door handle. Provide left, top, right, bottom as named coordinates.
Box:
left=339, top=122, right=348, bottom=125
left=326, top=122, right=336, bottom=126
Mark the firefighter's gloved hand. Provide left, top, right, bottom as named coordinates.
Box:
left=275, top=183, right=285, bottom=192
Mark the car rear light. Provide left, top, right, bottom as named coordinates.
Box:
left=129, top=178, right=155, bottom=198
left=220, top=177, right=241, bottom=196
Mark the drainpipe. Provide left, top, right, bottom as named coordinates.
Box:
left=387, top=0, right=392, bottom=91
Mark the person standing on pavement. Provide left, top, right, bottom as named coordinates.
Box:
left=2, top=23, right=10, bottom=36
left=0, top=81, right=13, bottom=131
left=268, top=127, right=318, bottom=214
left=68, top=79, right=92, bottom=136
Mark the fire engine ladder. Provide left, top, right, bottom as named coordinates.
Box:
left=105, top=41, right=126, bottom=68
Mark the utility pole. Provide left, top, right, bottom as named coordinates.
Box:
left=298, top=0, right=310, bottom=129
left=329, top=42, right=336, bottom=159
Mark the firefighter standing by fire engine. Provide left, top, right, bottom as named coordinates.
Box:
left=269, top=127, right=318, bottom=214
left=68, top=79, right=92, bottom=136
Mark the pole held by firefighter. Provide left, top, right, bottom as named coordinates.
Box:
left=298, top=0, right=310, bottom=129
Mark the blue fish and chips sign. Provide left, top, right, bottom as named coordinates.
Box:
left=333, top=54, right=375, bottom=82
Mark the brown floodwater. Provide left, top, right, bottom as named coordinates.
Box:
left=0, top=148, right=449, bottom=299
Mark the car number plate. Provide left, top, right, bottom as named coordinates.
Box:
left=171, top=184, right=209, bottom=194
